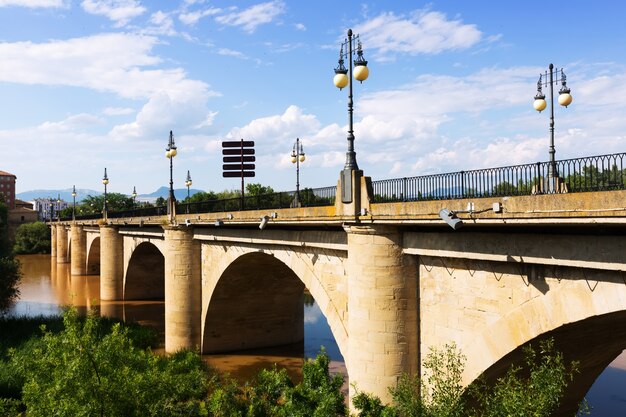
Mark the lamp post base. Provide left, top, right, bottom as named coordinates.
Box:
left=532, top=176, right=569, bottom=194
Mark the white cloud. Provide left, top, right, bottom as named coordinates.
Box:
left=0, top=33, right=220, bottom=142
left=179, top=7, right=221, bottom=26
left=103, top=107, right=135, bottom=116
left=217, top=48, right=246, bottom=59
left=193, top=111, right=218, bottom=129
left=215, top=0, right=285, bottom=33
left=226, top=105, right=319, bottom=151
left=146, top=10, right=176, bottom=36
left=0, top=33, right=215, bottom=101
left=81, top=0, right=146, bottom=27
left=294, top=23, right=305, bottom=31
left=353, top=9, right=482, bottom=61
left=0, top=0, right=65, bottom=7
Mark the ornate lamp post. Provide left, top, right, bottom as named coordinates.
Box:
left=102, top=168, right=109, bottom=219
left=132, top=186, right=137, bottom=209
left=333, top=28, right=369, bottom=203
left=71, top=185, right=76, bottom=221
left=185, top=170, right=192, bottom=200
left=165, top=130, right=178, bottom=221
left=533, top=63, right=573, bottom=188
left=56, top=194, right=61, bottom=221
left=185, top=170, right=192, bottom=214
left=290, top=138, right=306, bottom=207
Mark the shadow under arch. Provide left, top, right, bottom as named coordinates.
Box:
left=86, top=237, right=100, bottom=275
left=477, top=310, right=626, bottom=417
left=124, top=242, right=164, bottom=300
left=203, top=251, right=306, bottom=354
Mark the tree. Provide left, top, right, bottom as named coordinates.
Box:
left=13, top=222, right=51, bottom=254
left=0, top=202, right=21, bottom=313
left=12, top=308, right=210, bottom=417
left=75, top=193, right=136, bottom=215
left=155, top=196, right=166, bottom=207
left=351, top=340, right=584, bottom=417
left=181, top=190, right=218, bottom=204
left=246, top=183, right=275, bottom=196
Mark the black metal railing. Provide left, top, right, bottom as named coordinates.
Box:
left=64, top=152, right=626, bottom=221
left=177, top=185, right=337, bottom=214
left=69, top=185, right=336, bottom=221
left=371, top=152, right=626, bottom=203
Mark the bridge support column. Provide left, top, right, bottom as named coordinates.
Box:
left=70, top=225, right=86, bottom=275
left=100, top=225, right=123, bottom=301
left=164, top=226, right=201, bottom=352
left=345, top=224, right=418, bottom=405
left=56, top=224, right=69, bottom=263
left=50, top=224, right=57, bottom=258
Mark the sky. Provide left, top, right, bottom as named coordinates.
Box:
left=1, top=0, right=626, bottom=196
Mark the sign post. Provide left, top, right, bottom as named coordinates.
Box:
left=222, top=139, right=255, bottom=210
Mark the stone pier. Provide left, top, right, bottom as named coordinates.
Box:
left=345, top=224, right=419, bottom=404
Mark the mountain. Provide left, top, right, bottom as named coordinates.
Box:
left=17, top=187, right=204, bottom=203
left=142, top=186, right=204, bottom=200
left=16, top=188, right=100, bottom=202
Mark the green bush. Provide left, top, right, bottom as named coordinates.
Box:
left=10, top=308, right=210, bottom=417
left=13, top=222, right=51, bottom=254
left=352, top=340, right=584, bottom=417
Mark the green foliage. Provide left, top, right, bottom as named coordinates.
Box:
left=10, top=308, right=209, bottom=417
left=205, top=348, right=347, bottom=417
left=469, top=339, right=578, bottom=417
left=352, top=340, right=581, bottom=417
left=0, top=257, right=21, bottom=313
left=13, top=222, right=51, bottom=254
left=246, top=183, right=275, bottom=196
left=0, top=201, right=21, bottom=314
left=182, top=191, right=219, bottom=204
left=75, top=193, right=136, bottom=215
left=155, top=196, right=167, bottom=206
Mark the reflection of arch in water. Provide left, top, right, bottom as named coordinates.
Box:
left=203, top=252, right=305, bottom=353
left=86, top=237, right=100, bottom=275
left=124, top=242, right=164, bottom=300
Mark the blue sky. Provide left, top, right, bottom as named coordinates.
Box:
left=1, top=0, right=626, bottom=195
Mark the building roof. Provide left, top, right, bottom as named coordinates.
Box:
left=0, top=171, right=16, bottom=178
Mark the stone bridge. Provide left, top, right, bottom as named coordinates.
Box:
left=50, top=182, right=626, bottom=414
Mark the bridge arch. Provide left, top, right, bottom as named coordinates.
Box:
left=86, top=236, right=100, bottom=275
left=457, top=266, right=626, bottom=414
left=201, top=246, right=348, bottom=362
left=462, top=268, right=626, bottom=381
left=124, top=242, right=165, bottom=300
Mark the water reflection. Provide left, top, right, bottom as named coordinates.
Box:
left=10, top=254, right=346, bottom=384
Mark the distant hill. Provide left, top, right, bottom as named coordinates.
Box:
left=17, top=188, right=100, bottom=202
left=17, top=187, right=204, bottom=203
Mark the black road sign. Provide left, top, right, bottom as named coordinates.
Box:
left=223, top=172, right=256, bottom=178
left=223, top=156, right=256, bottom=163
left=222, top=140, right=255, bottom=148
left=223, top=164, right=255, bottom=170
left=222, top=148, right=255, bottom=155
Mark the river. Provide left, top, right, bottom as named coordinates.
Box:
left=7, top=254, right=626, bottom=414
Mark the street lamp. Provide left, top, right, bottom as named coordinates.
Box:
left=132, top=186, right=137, bottom=209
left=102, top=168, right=109, bottom=219
left=290, top=138, right=306, bottom=207
left=165, top=130, right=177, bottom=220
left=533, top=63, right=573, bottom=185
left=185, top=170, right=192, bottom=214
left=71, top=185, right=76, bottom=221
left=333, top=28, right=369, bottom=203
left=56, top=194, right=61, bottom=221
left=185, top=170, right=192, bottom=200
